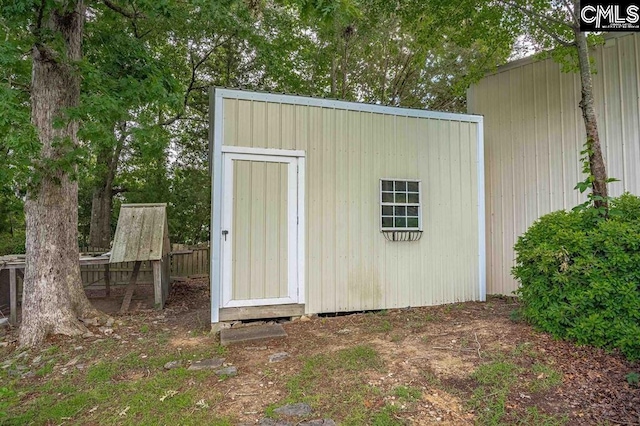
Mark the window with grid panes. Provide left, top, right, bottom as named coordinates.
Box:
left=380, top=179, right=422, bottom=230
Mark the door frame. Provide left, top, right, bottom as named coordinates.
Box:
left=220, top=151, right=304, bottom=308
left=211, top=138, right=305, bottom=323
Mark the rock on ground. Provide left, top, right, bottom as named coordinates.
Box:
left=258, top=419, right=335, bottom=426
left=187, top=358, right=224, bottom=371
left=215, top=366, right=237, bottom=376
left=274, top=402, right=312, bottom=417
left=164, top=360, right=182, bottom=370
left=269, top=352, right=289, bottom=363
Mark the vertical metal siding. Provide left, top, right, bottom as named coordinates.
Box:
left=232, top=160, right=289, bottom=300
left=222, top=98, right=480, bottom=313
left=468, top=32, right=640, bottom=296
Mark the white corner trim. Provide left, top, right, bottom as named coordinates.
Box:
left=214, top=88, right=483, bottom=123
left=477, top=118, right=486, bottom=302
left=222, top=146, right=306, bottom=158
left=297, top=156, right=306, bottom=305
left=211, top=89, right=224, bottom=324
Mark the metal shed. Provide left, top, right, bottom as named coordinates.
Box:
left=467, top=32, right=640, bottom=296
left=209, top=88, right=485, bottom=327
left=111, top=203, right=171, bottom=310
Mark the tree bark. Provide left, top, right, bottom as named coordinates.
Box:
left=89, top=185, right=113, bottom=249
left=20, top=1, right=102, bottom=348
left=88, top=130, right=124, bottom=249
left=573, top=23, right=609, bottom=209
left=330, top=56, right=337, bottom=97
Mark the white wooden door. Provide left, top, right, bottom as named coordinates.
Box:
left=221, top=152, right=304, bottom=308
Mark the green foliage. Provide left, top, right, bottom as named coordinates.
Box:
left=0, top=231, right=25, bottom=256
left=0, top=189, right=25, bottom=255
left=626, top=372, right=639, bottom=386
left=289, top=0, right=516, bottom=111
left=3, top=0, right=518, bottom=251
left=573, top=143, right=620, bottom=217
left=509, top=309, right=523, bottom=323
left=513, top=193, right=640, bottom=360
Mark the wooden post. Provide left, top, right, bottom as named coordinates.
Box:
left=104, top=264, right=110, bottom=297
left=9, top=268, right=16, bottom=325
left=153, top=260, right=162, bottom=310
left=120, top=261, right=141, bottom=313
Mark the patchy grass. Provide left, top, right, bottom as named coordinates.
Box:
left=529, top=363, right=562, bottom=393
left=369, top=404, right=403, bottom=426
left=278, top=345, right=397, bottom=424
left=469, top=360, right=520, bottom=425
left=86, top=362, right=118, bottom=383
left=392, top=385, right=421, bottom=401
left=373, top=319, right=393, bottom=333
left=516, top=407, right=568, bottom=426
left=467, top=354, right=565, bottom=426
left=1, top=336, right=234, bottom=425
left=1, top=290, right=636, bottom=425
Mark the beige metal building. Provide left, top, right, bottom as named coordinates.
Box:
left=210, top=88, right=485, bottom=324
left=467, top=32, right=640, bottom=296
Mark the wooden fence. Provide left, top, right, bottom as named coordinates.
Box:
left=80, top=245, right=210, bottom=290
left=0, top=245, right=210, bottom=316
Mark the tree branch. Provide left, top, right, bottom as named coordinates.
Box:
left=160, top=35, right=230, bottom=126
left=563, top=0, right=580, bottom=26
left=102, top=0, right=144, bottom=19
left=530, top=18, right=575, bottom=47
left=111, top=187, right=128, bottom=195
left=35, top=0, right=46, bottom=34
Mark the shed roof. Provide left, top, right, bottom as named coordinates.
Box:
left=110, top=203, right=170, bottom=263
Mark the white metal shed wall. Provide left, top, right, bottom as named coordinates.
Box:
left=467, top=32, right=640, bottom=296
left=213, top=90, right=484, bottom=315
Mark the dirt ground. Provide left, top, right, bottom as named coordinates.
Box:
left=2, top=278, right=639, bottom=425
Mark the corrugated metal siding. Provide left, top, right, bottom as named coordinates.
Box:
left=222, top=98, right=480, bottom=314
left=232, top=160, right=288, bottom=300
left=467, top=32, right=640, bottom=296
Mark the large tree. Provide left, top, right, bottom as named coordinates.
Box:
left=1, top=0, right=251, bottom=346
left=15, top=0, right=103, bottom=347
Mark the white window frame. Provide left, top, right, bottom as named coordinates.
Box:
left=379, top=178, right=423, bottom=232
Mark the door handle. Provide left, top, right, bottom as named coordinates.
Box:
left=222, top=230, right=229, bottom=241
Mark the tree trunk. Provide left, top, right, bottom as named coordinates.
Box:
left=20, top=1, right=102, bottom=348
left=573, top=25, right=609, bottom=209
left=330, top=56, right=337, bottom=97
left=89, top=186, right=112, bottom=249
left=88, top=132, right=124, bottom=249
left=341, top=38, right=348, bottom=99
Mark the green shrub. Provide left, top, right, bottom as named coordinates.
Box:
left=512, top=193, right=640, bottom=360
